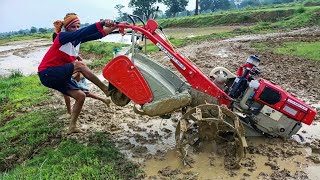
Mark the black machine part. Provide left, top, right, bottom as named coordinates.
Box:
left=228, top=69, right=251, bottom=99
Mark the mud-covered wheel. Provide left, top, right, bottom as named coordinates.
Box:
left=110, top=88, right=131, bottom=106
left=175, top=104, right=247, bottom=167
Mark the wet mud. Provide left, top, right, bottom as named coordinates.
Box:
left=1, top=27, right=320, bottom=179
left=143, top=27, right=320, bottom=179
left=0, top=39, right=51, bottom=76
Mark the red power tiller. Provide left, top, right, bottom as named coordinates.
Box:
left=102, top=14, right=317, bottom=165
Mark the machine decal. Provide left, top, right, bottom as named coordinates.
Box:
left=283, top=105, right=298, bottom=116
left=287, top=99, right=308, bottom=111
left=156, top=43, right=186, bottom=70
left=261, top=106, right=282, bottom=121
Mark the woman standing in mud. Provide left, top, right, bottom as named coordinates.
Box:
left=38, top=13, right=121, bottom=134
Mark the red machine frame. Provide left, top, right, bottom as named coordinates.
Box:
left=112, top=19, right=232, bottom=107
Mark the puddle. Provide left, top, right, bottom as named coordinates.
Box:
left=143, top=136, right=310, bottom=179
left=0, top=39, right=51, bottom=77
left=305, top=166, right=320, bottom=180
left=114, top=118, right=176, bottom=162
left=1, top=28, right=319, bottom=179
left=0, top=46, right=49, bottom=76
left=141, top=120, right=320, bottom=179
left=293, top=122, right=320, bottom=143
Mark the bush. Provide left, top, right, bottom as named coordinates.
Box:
left=296, top=7, right=306, bottom=14
left=8, top=70, right=23, bottom=78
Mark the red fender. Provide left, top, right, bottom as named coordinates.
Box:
left=102, top=55, right=153, bottom=105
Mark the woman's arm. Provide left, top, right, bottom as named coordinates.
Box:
left=58, top=22, right=104, bottom=44
left=80, top=32, right=104, bottom=43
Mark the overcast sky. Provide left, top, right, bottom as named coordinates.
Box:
left=0, top=0, right=196, bottom=33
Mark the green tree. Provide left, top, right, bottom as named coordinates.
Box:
left=18, top=29, right=24, bottom=35
left=200, top=0, right=213, bottom=13
left=217, top=0, right=231, bottom=10
left=211, top=0, right=231, bottom=11
left=163, top=0, right=188, bottom=17
left=129, top=0, right=161, bottom=20
left=115, top=4, right=125, bottom=19
left=30, top=27, right=37, bottom=33
left=38, top=28, right=47, bottom=33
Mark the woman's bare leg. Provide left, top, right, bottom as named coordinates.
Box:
left=86, top=92, right=111, bottom=106
left=67, top=89, right=86, bottom=134
left=73, top=61, right=108, bottom=96
left=63, top=94, right=72, bottom=114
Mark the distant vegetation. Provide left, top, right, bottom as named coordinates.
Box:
left=158, top=3, right=320, bottom=29
left=1, top=0, right=320, bottom=38
left=0, top=23, right=90, bottom=38
left=0, top=33, right=51, bottom=45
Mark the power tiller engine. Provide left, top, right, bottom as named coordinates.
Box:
left=214, top=55, right=316, bottom=138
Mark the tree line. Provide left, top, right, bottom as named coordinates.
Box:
left=116, top=0, right=298, bottom=21
left=1, top=0, right=298, bottom=37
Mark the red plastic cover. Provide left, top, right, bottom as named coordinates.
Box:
left=254, top=79, right=316, bottom=125
left=102, top=55, right=153, bottom=104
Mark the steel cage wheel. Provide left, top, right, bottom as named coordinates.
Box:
left=175, top=104, right=247, bottom=166
left=110, top=88, right=131, bottom=106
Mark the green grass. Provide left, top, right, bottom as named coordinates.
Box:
left=0, top=73, right=141, bottom=179
left=0, top=72, right=141, bottom=179
left=275, top=41, right=320, bottom=61
left=0, top=33, right=51, bottom=45
left=267, top=8, right=320, bottom=29
left=0, top=133, right=141, bottom=179
left=252, top=41, right=320, bottom=61
left=0, top=75, right=49, bottom=123
left=0, top=109, right=64, bottom=172
left=80, top=41, right=127, bottom=69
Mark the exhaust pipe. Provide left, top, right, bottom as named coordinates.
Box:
left=240, top=80, right=260, bottom=110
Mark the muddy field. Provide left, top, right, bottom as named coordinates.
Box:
left=1, top=27, right=320, bottom=179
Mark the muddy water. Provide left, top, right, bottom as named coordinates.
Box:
left=115, top=118, right=176, bottom=163
left=143, top=147, right=307, bottom=179
left=0, top=39, right=51, bottom=76
left=297, top=122, right=320, bottom=143
left=142, top=123, right=320, bottom=179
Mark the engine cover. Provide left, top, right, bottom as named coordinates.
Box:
left=251, top=105, right=302, bottom=138
left=253, top=79, right=316, bottom=125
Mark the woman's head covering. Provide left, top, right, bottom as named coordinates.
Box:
left=53, top=13, right=80, bottom=33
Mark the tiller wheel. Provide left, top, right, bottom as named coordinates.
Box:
left=175, top=104, right=247, bottom=168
